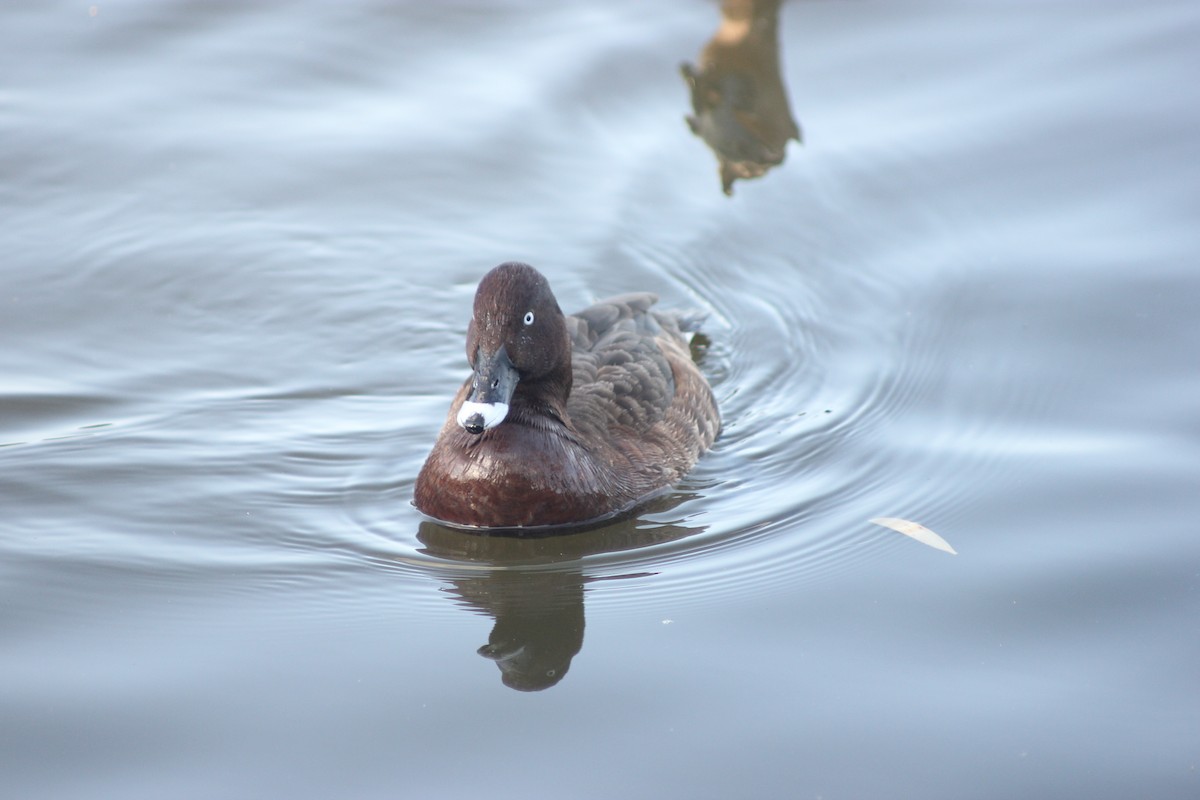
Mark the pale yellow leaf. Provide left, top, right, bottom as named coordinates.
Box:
left=870, top=517, right=958, bottom=555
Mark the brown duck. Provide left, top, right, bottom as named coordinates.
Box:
left=414, top=262, right=720, bottom=528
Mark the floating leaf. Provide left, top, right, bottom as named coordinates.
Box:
left=870, top=517, right=958, bottom=555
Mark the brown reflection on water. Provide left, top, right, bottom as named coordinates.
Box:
left=416, top=493, right=704, bottom=691
left=682, top=0, right=802, bottom=195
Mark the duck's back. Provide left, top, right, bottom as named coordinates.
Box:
left=564, top=293, right=719, bottom=495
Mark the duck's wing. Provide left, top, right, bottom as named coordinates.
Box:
left=566, top=293, right=678, bottom=436
left=572, top=292, right=707, bottom=339
left=567, top=293, right=659, bottom=346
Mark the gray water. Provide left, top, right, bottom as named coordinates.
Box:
left=3, top=1, right=1198, bottom=797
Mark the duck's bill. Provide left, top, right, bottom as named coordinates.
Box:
left=457, top=400, right=509, bottom=434
left=457, top=346, right=519, bottom=434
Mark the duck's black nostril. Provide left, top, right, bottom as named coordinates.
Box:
left=464, top=413, right=485, bottom=435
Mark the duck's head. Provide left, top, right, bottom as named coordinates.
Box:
left=457, top=262, right=571, bottom=435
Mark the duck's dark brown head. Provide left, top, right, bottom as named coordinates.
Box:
left=457, top=262, right=572, bottom=434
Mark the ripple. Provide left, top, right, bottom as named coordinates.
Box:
left=322, top=167, right=1025, bottom=616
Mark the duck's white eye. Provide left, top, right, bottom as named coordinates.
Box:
left=523, top=311, right=534, bottom=325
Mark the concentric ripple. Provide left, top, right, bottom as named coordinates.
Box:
left=337, top=152, right=1042, bottom=616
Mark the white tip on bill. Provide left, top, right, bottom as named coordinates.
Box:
left=456, top=400, right=510, bottom=431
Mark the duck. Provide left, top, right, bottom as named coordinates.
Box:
left=414, top=262, right=720, bottom=528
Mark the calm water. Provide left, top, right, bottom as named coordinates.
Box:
left=3, top=1, right=1198, bottom=797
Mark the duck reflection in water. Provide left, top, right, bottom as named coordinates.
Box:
left=417, top=492, right=703, bottom=691
left=681, top=0, right=801, bottom=195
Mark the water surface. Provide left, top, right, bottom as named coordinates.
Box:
left=2, top=1, right=1198, bottom=797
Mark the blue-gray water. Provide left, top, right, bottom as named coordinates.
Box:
left=3, top=1, right=1198, bottom=797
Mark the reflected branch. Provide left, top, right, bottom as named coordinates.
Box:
left=682, top=0, right=802, bottom=195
